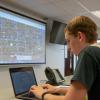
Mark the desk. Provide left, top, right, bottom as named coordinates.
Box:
left=9, top=97, right=39, bottom=100
left=0, top=93, right=39, bottom=100
left=64, top=75, right=73, bottom=85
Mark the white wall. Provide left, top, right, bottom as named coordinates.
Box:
left=33, top=43, right=65, bottom=84
left=46, top=43, right=64, bottom=75
left=0, top=43, right=65, bottom=100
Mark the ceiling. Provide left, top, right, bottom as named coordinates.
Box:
left=0, top=0, right=100, bottom=37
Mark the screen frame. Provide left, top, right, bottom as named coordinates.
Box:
left=0, top=6, right=46, bottom=65
left=49, top=20, right=66, bottom=45
left=9, top=67, right=37, bottom=96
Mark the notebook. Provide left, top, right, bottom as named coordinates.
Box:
left=9, top=67, right=37, bottom=100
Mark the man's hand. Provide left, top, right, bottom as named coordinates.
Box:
left=29, top=85, right=44, bottom=99
left=42, top=84, right=57, bottom=93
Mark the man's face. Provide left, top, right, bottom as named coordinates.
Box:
left=65, top=33, right=81, bottom=55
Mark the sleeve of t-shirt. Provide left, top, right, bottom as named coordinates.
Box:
left=71, top=51, right=97, bottom=90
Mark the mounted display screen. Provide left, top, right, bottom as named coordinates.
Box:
left=0, top=7, right=46, bottom=64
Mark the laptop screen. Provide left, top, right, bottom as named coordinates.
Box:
left=9, top=67, right=37, bottom=96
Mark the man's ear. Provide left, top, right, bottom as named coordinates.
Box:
left=77, top=32, right=85, bottom=42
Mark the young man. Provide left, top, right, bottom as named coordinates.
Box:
left=30, top=16, right=100, bottom=100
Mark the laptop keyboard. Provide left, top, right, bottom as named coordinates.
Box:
left=22, top=92, right=35, bottom=98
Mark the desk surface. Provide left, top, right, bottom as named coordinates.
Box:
left=10, top=97, right=39, bottom=100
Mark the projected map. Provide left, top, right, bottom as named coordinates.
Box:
left=0, top=10, right=46, bottom=64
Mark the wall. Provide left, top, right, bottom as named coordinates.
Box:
left=0, top=0, right=45, bottom=22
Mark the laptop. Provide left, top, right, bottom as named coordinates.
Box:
left=9, top=67, right=37, bottom=100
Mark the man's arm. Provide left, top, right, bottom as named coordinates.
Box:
left=43, top=84, right=68, bottom=94
left=43, top=81, right=87, bottom=100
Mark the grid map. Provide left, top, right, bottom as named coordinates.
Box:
left=0, top=10, right=46, bottom=64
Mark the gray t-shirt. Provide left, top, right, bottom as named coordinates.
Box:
left=71, top=44, right=100, bottom=100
